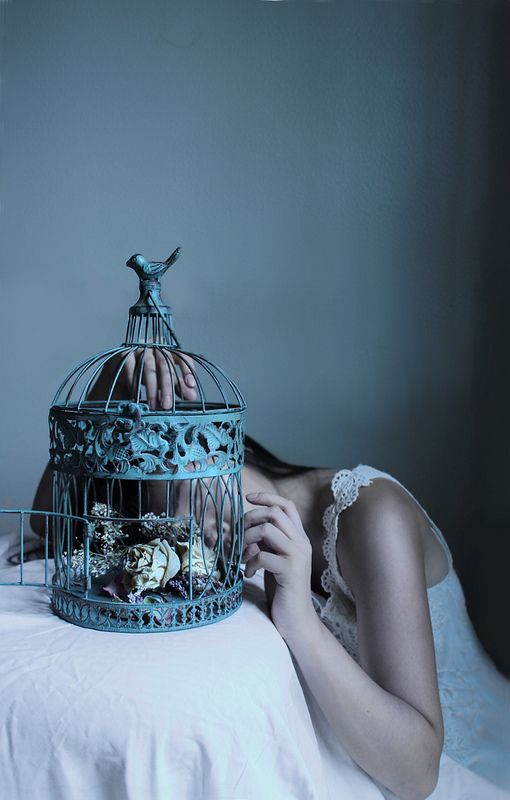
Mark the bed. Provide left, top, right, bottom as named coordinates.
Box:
left=0, top=534, right=506, bottom=800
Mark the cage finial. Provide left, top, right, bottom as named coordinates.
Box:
left=125, top=247, right=181, bottom=345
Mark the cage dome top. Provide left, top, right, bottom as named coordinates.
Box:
left=48, top=248, right=246, bottom=481
left=52, top=247, right=245, bottom=414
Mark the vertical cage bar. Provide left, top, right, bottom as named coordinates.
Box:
left=172, top=351, right=207, bottom=410
left=84, top=523, right=90, bottom=597
left=218, top=472, right=238, bottom=586
left=156, top=347, right=177, bottom=412
left=83, top=478, right=89, bottom=517
left=52, top=471, right=58, bottom=583
left=66, top=518, right=71, bottom=591
left=44, top=515, right=49, bottom=586
left=189, top=478, right=196, bottom=602
left=20, top=512, right=24, bottom=584
left=135, top=347, right=147, bottom=403
left=233, top=470, right=244, bottom=583
left=118, top=479, right=124, bottom=517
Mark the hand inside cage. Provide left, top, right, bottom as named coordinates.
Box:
left=90, top=347, right=198, bottom=409
left=124, top=348, right=198, bottom=409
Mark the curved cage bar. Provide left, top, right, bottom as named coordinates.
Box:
left=2, top=248, right=247, bottom=633
left=52, top=347, right=244, bottom=413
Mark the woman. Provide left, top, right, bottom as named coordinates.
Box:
left=32, top=350, right=510, bottom=799
left=240, top=440, right=510, bottom=799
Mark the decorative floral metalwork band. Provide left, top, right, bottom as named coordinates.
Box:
left=51, top=579, right=243, bottom=633
left=49, top=401, right=245, bottom=478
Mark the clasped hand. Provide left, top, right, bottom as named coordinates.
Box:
left=242, top=493, right=317, bottom=642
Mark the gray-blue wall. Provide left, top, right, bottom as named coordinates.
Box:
left=1, top=1, right=508, bottom=670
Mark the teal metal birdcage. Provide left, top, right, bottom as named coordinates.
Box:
left=1, top=248, right=247, bottom=632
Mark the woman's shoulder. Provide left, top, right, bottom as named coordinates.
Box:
left=311, top=463, right=409, bottom=516
left=322, top=463, right=429, bottom=520
left=346, top=466, right=420, bottom=517
left=339, top=470, right=424, bottom=546
left=303, top=464, right=414, bottom=534
left=324, top=464, right=451, bottom=591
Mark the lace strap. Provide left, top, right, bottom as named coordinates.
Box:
left=320, top=465, right=454, bottom=606
left=320, top=466, right=374, bottom=603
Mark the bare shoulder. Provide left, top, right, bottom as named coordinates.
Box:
left=337, top=477, right=427, bottom=600
left=343, top=475, right=422, bottom=528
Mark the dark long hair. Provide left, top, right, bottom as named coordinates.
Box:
left=244, top=433, right=313, bottom=477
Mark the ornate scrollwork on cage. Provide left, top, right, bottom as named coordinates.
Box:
left=49, top=403, right=245, bottom=479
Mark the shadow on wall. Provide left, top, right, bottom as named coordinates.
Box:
left=456, top=3, right=510, bottom=677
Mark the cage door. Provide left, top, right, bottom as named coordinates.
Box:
left=0, top=509, right=89, bottom=589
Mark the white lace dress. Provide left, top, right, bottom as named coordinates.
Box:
left=310, top=464, right=510, bottom=797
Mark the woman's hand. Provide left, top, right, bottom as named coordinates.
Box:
left=122, top=348, right=197, bottom=409
left=242, top=492, right=318, bottom=642
left=90, top=347, right=197, bottom=409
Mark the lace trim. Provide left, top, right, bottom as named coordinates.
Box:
left=320, top=467, right=373, bottom=604
left=314, top=467, right=375, bottom=663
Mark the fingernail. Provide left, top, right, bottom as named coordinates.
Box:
left=162, top=394, right=171, bottom=409
left=185, top=375, right=196, bottom=387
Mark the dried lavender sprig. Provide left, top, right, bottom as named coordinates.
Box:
left=165, top=571, right=223, bottom=600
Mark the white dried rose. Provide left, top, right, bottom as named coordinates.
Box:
left=176, top=537, right=221, bottom=580
left=123, top=538, right=180, bottom=593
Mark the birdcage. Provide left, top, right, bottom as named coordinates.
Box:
left=1, top=248, right=246, bottom=632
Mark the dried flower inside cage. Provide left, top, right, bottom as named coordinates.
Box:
left=89, top=502, right=129, bottom=550
left=123, top=538, right=181, bottom=593
left=140, top=512, right=192, bottom=543
left=176, top=537, right=221, bottom=580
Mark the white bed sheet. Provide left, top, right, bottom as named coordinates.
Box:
left=0, top=537, right=384, bottom=800
left=1, top=539, right=506, bottom=800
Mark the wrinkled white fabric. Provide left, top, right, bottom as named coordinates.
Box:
left=311, top=464, right=510, bottom=798
left=0, top=535, right=383, bottom=800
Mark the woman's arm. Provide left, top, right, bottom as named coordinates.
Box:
left=253, top=482, right=443, bottom=800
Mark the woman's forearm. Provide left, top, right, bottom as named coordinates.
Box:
left=284, top=613, right=441, bottom=800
